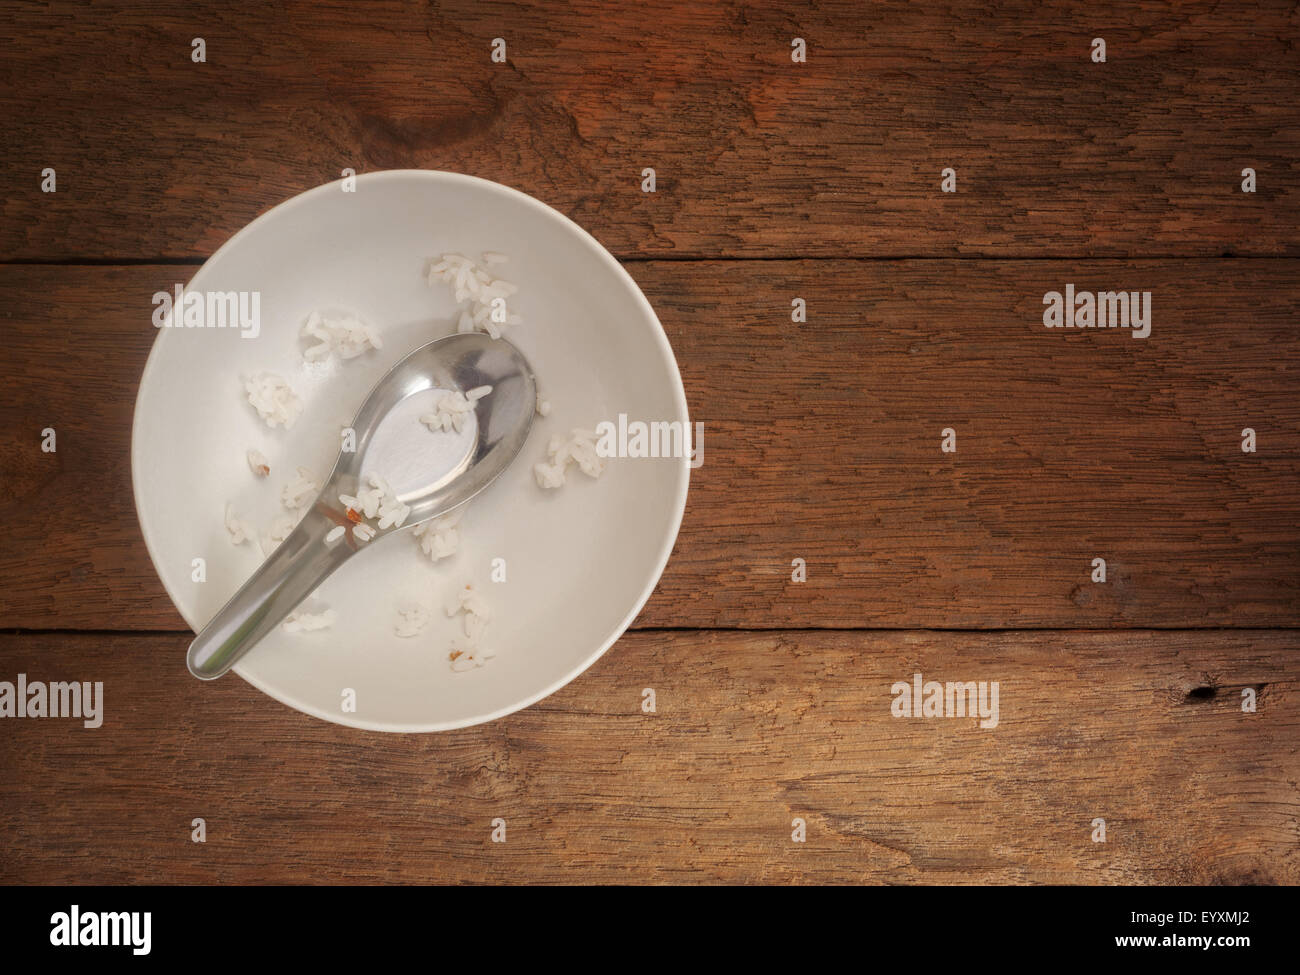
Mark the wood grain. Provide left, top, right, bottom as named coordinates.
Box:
left=2, top=0, right=1296, bottom=260
left=2, top=261, right=1297, bottom=630
left=2, top=0, right=1296, bottom=889
left=0, top=630, right=1294, bottom=884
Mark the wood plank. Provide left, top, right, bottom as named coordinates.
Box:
left=644, top=258, right=1300, bottom=628
left=0, top=629, right=1294, bottom=884
left=2, top=0, right=1297, bottom=260
left=2, top=261, right=1297, bottom=630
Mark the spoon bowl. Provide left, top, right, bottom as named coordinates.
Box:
left=186, top=332, right=536, bottom=681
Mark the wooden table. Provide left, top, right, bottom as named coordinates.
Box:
left=2, top=0, right=1297, bottom=885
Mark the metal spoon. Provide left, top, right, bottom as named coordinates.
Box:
left=187, top=332, right=536, bottom=680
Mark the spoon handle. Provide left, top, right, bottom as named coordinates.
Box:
left=186, top=500, right=358, bottom=680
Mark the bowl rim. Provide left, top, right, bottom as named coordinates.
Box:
left=130, top=169, right=691, bottom=732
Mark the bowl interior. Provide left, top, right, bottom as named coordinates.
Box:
left=132, top=171, right=689, bottom=731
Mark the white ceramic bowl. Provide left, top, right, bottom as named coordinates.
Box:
left=132, top=171, right=689, bottom=731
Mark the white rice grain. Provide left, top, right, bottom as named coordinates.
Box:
left=247, top=448, right=270, bottom=476
left=259, top=512, right=297, bottom=557
left=342, top=472, right=409, bottom=529
left=394, top=604, right=430, bottom=638
left=449, top=638, right=496, bottom=672
left=412, top=512, right=460, bottom=562
left=445, top=583, right=491, bottom=620
left=281, top=466, right=321, bottom=510
left=464, top=610, right=488, bottom=642
left=426, top=251, right=520, bottom=339
left=244, top=373, right=303, bottom=429
left=284, top=608, right=336, bottom=633
left=300, top=310, right=382, bottom=363
left=445, top=582, right=491, bottom=642
left=419, top=385, right=491, bottom=434
left=533, top=428, right=605, bottom=489
left=224, top=503, right=254, bottom=545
